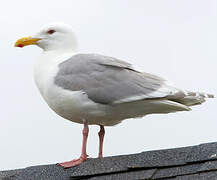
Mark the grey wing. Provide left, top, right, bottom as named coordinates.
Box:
left=55, top=54, right=183, bottom=104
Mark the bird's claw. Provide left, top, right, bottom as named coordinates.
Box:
left=58, top=155, right=88, bottom=168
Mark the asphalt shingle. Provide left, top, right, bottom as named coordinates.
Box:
left=84, top=169, right=156, bottom=180
left=128, top=146, right=193, bottom=169
left=151, top=163, right=203, bottom=179
left=186, top=142, right=217, bottom=163
left=2, top=142, right=217, bottom=180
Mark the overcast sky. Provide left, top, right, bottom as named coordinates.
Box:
left=0, top=0, right=216, bottom=170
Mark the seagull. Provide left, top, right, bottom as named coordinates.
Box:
left=15, top=22, right=214, bottom=168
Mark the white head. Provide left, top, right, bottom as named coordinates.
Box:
left=15, top=22, right=78, bottom=52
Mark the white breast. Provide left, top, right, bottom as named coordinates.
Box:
left=34, top=51, right=72, bottom=96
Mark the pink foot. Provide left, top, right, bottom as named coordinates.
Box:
left=58, top=123, right=89, bottom=168
left=58, top=156, right=88, bottom=168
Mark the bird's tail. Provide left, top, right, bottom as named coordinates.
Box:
left=173, top=91, right=214, bottom=107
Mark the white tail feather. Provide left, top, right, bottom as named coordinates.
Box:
left=173, top=91, right=214, bottom=107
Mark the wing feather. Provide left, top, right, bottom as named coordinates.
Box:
left=55, top=54, right=180, bottom=104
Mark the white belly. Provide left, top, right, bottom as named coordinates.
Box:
left=44, top=84, right=109, bottom=124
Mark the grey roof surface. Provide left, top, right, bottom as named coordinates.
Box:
left=1, top=142, right=217, bottom=180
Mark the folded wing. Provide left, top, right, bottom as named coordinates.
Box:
left=55, top=54, right=213, bottom=106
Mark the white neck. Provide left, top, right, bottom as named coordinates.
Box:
left=40, top=49, right=77, bottom=64
left=34, top=49, right=77, bottom=97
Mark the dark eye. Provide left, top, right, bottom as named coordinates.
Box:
left=47, top=29, right=56, bottom=34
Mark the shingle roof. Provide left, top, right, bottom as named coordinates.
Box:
left=2, top=142, right=217, bottom=180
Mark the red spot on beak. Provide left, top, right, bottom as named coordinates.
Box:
left=17, top=44, right=24, bottom=48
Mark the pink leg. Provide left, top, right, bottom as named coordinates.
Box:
left=58, top=123, right=89, bottom=168
left=98, top=125, right=105, bottom=158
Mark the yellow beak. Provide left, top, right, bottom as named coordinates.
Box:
left=14, top=36, right=41, bottom=48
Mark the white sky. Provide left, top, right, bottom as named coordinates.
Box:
left=0, top=0, right=216, bottom=170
